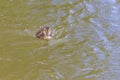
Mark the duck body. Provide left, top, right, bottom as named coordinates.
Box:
left=36, top=26, right=53, bottom=40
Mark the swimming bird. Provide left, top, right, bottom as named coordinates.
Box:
left=36, top=26, right=53, bottom=40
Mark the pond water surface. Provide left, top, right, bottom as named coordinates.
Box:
left=0, top=0, right=120, bottom=80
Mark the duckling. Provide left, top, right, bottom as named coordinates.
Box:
left=36, top=26, right=53, bottom=40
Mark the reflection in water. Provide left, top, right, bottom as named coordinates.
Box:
left=0, top=0, right=120, bottom=80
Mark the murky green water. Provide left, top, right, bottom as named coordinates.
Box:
left=0, top=0, right=120, bottom=80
